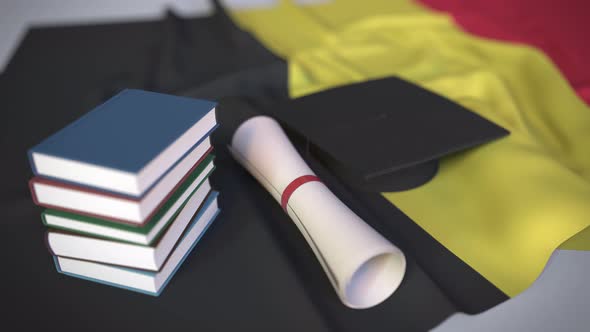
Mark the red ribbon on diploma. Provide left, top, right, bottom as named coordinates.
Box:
left=281, top=175, right=321, bottom=211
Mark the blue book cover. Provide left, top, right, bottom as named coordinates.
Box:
left=54, top=191, right=220, bottom=296
left=28, top=89, right=217, bottom=197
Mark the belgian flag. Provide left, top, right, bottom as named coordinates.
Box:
left=231, top=0, right=590, bottom=301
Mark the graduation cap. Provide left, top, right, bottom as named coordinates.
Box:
left=266, top=77, right=509, bottom=192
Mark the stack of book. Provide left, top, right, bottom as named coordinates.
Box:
left=27, top=89, right=220, bottom=295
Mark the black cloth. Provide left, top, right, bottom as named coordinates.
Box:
left=2, top=6, right=506, bottom=332
left=0, top=5, right=279, bottom=201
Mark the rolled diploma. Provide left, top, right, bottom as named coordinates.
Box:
left=229, top=116, right=406, bottom=309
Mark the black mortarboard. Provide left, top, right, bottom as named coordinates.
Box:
left=269, top=77, right=509, bottom=191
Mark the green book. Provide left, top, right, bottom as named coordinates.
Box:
left=42, top=155, right=215, bottom=245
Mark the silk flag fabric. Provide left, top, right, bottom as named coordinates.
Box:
left=418, top=0, right=590, bottom=252
left=230, top=0, right=590, bottom=296
left=421, top=0, right=590, bottom=106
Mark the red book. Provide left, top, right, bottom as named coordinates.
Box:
left=30, top=146, right=213, bottom=226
